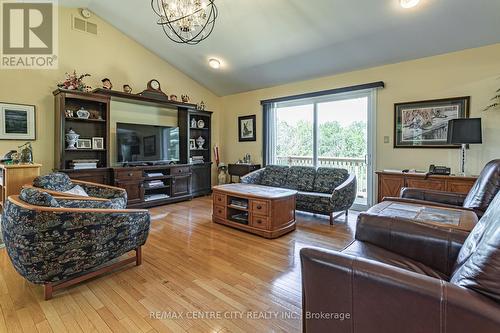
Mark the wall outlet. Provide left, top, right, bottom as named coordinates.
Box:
left=384, top=136, right=390, bottom=144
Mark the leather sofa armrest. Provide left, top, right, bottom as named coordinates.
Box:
left=330, top=174, right=357, bottom=210
left=300, top=247, right=500, bottom=333
left=355, top=212, right=469, bottom=276
left=240, top=168, right=264, bottom=184
left=400, top=187, right=467, bottom=206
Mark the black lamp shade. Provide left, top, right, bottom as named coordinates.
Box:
left=447, top=118, right=482, bottom=144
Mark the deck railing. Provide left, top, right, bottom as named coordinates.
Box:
left=275, top=156, right=367, bottom=198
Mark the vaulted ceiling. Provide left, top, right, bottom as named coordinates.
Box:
left=60, top=0, right=500, bottom=96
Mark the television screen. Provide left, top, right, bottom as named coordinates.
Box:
left=116, top=122, right=179, bottom=164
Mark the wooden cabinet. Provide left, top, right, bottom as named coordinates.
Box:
left=63, top=168, right=112, bottom=185
left=377, top=171, right=477, bottom=203
left=0, top=163, right=41, bottom=209
left=191, top=164, right=211, bottom=197
left=228, top=164, right=261, bottom=182
left=172, top=175, right=191, bottom=197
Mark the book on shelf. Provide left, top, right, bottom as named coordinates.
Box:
left=146, top=172, right=164, bottom=177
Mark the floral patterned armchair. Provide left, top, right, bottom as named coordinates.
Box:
left=25, top=172, right=128, bottom=209
left=1, top=188, right=150, bottom=299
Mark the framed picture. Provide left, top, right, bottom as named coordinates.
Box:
left=92, top=137, right=104, bottom=150
left=77, top=139, right=92, bottom=149
left=189, top=139, right=196, bottom=150
left=0, top=102, right=36, bottom=140
left=144, top=135, right=156, bottom=156
left=394, top=96, right=470, bottom=148
left=238, top=115, right=256, bottom=142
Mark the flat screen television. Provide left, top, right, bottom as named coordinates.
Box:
left=116, top=122, right=180, bottom=164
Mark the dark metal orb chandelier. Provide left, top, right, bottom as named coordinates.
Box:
left=151, top=0, right=218, bottom=45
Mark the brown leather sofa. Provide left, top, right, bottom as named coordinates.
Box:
left=300, top=191, right=500, bottom=333
left=395, top=159, right=500, bottom=218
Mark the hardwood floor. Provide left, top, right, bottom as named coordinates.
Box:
left=0, top=196, right=357, bottom=332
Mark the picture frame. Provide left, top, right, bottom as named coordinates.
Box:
left=92, top=137, right=104, bottom=150
left=238, top=115, right=256, bottom=142
left=77, top=139, right=92, bottom=149
left=394, top=96, right=470, bottom=148
left=143, top=135, right=156, bottom=156
left=189, top=139, right=196, bottom=150
left=0, top=102, right=36, bottom=140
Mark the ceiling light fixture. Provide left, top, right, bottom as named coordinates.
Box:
left=400, top=0, right=420, bottom=8
left=151, top=0, right=218, bottom=45
left=208, top=58, right=221, bottom=69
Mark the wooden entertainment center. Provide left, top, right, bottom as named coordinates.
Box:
left=53, top=88, right=213, bottom=208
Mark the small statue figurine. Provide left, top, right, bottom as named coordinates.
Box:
left=191, top=118, right=197, bottom=128
left=197, top=101, right=206, bottom=111
left=123, top=84, right=132, bottom=93
left=170, top=94, right=178, bottom=101
left=101, top=78, right=113, bottom=90
left=181, top=94, right=190, bottom=103
left=18, top=142, right=33, bottom=164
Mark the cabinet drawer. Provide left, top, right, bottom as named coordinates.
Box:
left=213, top=193, right=226, bottom=205
left=251, top=200, right=269, bottom=215
left=213, top=205, right=226, bottom=218
left=171, top=166, right=191, bottom=175
left=250, top=215, right=269, bottom=230
left=115, top=169, right=143, bottom=180
left=406, top=178, right=444, bottom=191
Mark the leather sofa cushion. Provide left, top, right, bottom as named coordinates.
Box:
left=33, top=172, right=73, bottom=192
left=451, top=191, right=500, bottom=302
left=343, top=240, right=447, bottom=280
left=260, top=165, right=289, bottom=187
left=285, top=166, right=316, bottom=191
left=463, top=159, right=500, bottom=214
left=19, top=188, right=59, bottom=207
left=313, top=167, right=348, bottom=193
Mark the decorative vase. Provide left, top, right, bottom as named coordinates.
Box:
left=76, top=107, right=90, bottom=119
left=66, top=129, right=80, bottom=150
left=196, top=136, right=205, bottom=149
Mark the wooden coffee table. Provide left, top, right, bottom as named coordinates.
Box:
left=212, top=184, right=297, bottom=239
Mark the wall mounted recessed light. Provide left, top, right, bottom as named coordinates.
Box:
left=208, top=58, right=221, bottom=69
left=400, top=0, right=420, bottom=8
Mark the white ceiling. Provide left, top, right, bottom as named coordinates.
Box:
left=60, top=0, right=500, bottom=96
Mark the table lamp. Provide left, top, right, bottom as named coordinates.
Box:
left=447, top=118, right=482, bottom=176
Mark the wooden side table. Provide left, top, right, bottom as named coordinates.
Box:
left=0, top=163, right=42, bottom=209
left=228, top=163, right=261, bottom=183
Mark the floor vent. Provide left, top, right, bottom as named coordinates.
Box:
left=72, top=16, right=98, bottom=35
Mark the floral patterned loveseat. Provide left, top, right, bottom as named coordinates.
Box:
left=1, top=188, right=150, bottom=299
left=241, top=165, right=356, bottom=223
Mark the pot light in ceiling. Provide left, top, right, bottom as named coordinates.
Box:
left=208, top=58, right=221, bottom=69
left=400, top=0, right=420, bottom=8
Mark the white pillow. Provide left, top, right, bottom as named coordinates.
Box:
left=63, top=185, right=89, bottom=197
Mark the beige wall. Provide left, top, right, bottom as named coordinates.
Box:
left=0, top=7, right=221, bottom=175
left=221, top=43, right=500, bottom=175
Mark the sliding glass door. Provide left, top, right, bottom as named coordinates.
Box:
left=268, top=90, right=375, bottom=209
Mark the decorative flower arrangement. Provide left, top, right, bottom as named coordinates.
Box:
left=484, top=87, right=500, bottom=111
left=57, top=70, right=91, bottom=91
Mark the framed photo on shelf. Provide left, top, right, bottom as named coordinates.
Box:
left=92, top=137, right=105, bottom=150
left=189, top=139, right=196, bottom=150
left=143, top=135, right=156, bottom=156
left=238, top=115, right=256, bottom=142
left=77, top=139, right=92, bottom=149
left=0, top=102, right=36, bottom=140
left=394, top=96, right=470, bottom=148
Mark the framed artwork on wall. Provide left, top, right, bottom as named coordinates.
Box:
left=0, top=102, right=36, bottom=140
left=394, top=96, right=470, bottom=148
left=238, top=115, right=256, bottom=142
